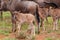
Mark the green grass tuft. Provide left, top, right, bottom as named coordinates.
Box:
left=2, top=37, right=17, bottom=40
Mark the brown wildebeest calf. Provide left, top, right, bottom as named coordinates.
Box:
left=13, top=11, right=37, bottom=37
left=49, top=7, right=60, bottom=30
left=38, top=7, right=49, bottom=31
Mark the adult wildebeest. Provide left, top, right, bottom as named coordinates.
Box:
left=0, top=0, right=40, bottom=33
left=14, top=11, right=36, bottom=37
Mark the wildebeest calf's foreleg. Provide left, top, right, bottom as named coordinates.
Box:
left=16, top=22, right=21, bottom=37
left=53, top=18, right=58, bottom=30
left=11, top=13, right=16, bottom=32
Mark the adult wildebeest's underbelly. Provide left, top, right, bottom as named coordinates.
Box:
left=15, top=1, right=38, bottom=13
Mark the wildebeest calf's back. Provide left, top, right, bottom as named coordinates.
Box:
left=14, top=12, right=35, bottom=24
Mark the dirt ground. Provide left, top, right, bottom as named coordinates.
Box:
left=35, top=32, right=60, bottom=40
left=0, top=33, right=16, bottom=40
left=0, top=32, right=60, bottom=40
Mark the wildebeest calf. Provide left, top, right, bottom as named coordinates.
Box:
left=13, top=11, right=36, bottom=37
left=38, top=7, right=49, bottom=31
left=49, top=7, right=60, bottom=30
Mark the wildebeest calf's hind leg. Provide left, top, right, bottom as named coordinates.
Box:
left=28, top=23, right=35, bottom=37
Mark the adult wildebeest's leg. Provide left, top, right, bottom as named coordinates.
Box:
left=35, top=5, right=40, bottom=34
left=53, top=17, right=58, bottom=30
left=46, top=17, right=49, bottom=23
left=41, top=19, right=45, bottom=31
left=0, top=11, right=3, bottom=21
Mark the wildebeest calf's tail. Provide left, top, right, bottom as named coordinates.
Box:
left=35, top=5, right=40, bottom=34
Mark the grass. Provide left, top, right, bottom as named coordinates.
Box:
left=21, top=23, right=28, bottom=30
left=45, top=36, right=60, bottom=40
left=2, top=37, right=18, bottom=40
left=45, top=37, right=52, bottom=40
left=0, top=30, right=10, bottom=36
left=0, top=11, right=11, bottom=36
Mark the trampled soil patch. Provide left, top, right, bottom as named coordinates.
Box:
left=0, top=32, right=60, bottom=40
left=35, top=32, right=60, bottom=40
left=0, top=33, right=15, bottom=40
